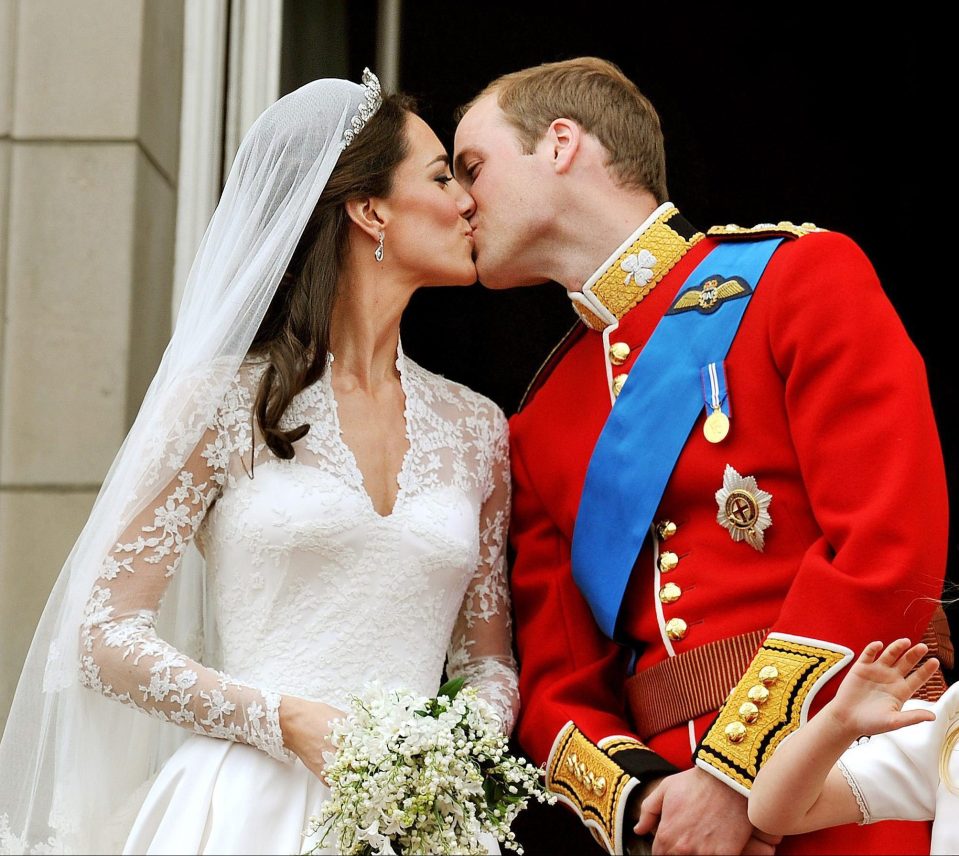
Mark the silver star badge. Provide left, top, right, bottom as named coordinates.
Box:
left=715, top=464, right=772, bottom=551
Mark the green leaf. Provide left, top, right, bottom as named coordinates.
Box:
left=437, top=676, right=465, bottom=700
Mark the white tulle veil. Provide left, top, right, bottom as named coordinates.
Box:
left=0, top=69, right=383, bottom=854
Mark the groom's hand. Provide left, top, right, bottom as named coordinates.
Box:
left=632, top=768, right=781, bottom=855
left=624, top=777, right=662, bottom=855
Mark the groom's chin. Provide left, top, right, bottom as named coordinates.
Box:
left=475, top=267, right=550, bottom=291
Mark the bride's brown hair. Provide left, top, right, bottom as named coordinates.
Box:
left=248, top=93, right=416, bottom=459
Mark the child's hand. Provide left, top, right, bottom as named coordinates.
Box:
left=827, top=639, right=938, bottom=738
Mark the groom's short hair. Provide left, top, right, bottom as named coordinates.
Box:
left=459, top=57, right=668, bottom=203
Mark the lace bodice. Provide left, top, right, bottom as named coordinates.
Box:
left=78, top=348, right=518, bottom=764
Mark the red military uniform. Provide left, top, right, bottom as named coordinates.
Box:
left=509, top=203, right=950, bottom=853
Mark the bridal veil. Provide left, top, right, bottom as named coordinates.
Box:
left=0, top=70, right=382, bottom=854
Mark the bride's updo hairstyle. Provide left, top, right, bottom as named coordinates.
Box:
left=249, top=92, right=416, bottom=459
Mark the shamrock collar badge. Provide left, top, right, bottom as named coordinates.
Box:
left=619, top=249, right=656, bottom=286
left=715, top=464, right=772, bottom=551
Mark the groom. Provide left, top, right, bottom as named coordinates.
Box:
left=453, top=57, right=951, bottom=854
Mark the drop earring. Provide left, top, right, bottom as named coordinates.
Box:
left=374, top=231, right=385, bottom=262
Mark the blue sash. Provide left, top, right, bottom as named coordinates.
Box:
left=571, top=239, right=783, bottom=639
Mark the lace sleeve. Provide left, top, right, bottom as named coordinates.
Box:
left=78, top=398, right=292, bottom=763
left=446, top=408, right=519, bottom=734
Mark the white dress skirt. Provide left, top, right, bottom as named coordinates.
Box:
left=124, top=738, right=330, bottom=855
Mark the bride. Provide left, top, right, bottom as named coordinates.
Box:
left=0, top=70, right=518, bottom=854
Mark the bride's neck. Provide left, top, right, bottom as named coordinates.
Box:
left=329, top=271, right=411, bottom=391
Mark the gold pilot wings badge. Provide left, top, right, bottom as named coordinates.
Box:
left=716, top=464, right=772, bottom=551
left=666, top=275, right=753, bottom=315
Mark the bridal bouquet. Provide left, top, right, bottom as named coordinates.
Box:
left=305, top=678, right=553, bottom=855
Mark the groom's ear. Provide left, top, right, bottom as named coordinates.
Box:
left=546, top=118, right=581, bottom=175
left=345, top=197, right=387, bottom=240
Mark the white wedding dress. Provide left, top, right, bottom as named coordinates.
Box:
left=76, top=346, right=518, bottom=855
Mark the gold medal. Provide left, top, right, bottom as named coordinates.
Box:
left=703, top=408, right=729, bottom=443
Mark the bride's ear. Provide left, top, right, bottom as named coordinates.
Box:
left=345, top=197, right=387, bottom=242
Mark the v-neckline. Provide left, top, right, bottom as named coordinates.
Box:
left=324, top=341, right=413, bottom=520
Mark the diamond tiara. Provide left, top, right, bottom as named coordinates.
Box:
left=342, top=68, right=383, bottom=149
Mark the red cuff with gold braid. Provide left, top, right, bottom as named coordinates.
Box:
left=546, top=722, right=678, bottom=853
left=694, top=634, right=852, bottom=795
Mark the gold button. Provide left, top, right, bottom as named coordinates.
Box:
left=658, top=551, right=679, bottom=573
left=747, top=684, right=770, bottom=705
left=738, top=702, right=760, bottom=724
left=659, top=582, right=681, bottom=604
left=609, top=342, right=631, bottom=366
left=758, top=665, right=779, bottom=686
left=665, top=617, right=687, bottom=641
left=593, top=776, right=607, bottom=796
left=656, top=519, right=677, bottom=541
left=725, top=722, right=747, bottom=743
left=612, top=374, right=628, bottom=397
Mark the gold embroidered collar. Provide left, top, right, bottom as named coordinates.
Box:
left=569, top=203, right=704, bottom=330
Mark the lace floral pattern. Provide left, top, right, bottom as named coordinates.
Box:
left=0, top=813, right=62, bottom=854
left=79, top=346, right=518, bottom=767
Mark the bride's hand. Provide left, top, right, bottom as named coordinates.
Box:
left=279, top=695, right=346, bottom=782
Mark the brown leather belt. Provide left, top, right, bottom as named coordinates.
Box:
left=625, top=607, right=953, bottom=743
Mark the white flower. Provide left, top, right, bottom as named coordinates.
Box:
left=305, top=682, right=552, bottom=855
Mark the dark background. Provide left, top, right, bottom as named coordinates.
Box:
left=284, top=4, right=954, bottom=851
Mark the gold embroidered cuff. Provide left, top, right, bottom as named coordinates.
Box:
left=546, top=723, right=639, bottom=854
left=599, top=735, right=649, bottom=757
left=694, top=634, right=852, bottom=795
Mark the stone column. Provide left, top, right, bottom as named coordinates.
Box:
left=0, top=0, right=13, bottom=380
left=0, top=0, right=184, bottom=727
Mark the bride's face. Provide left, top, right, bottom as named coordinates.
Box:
left=380, top=113, right=477, bottom=288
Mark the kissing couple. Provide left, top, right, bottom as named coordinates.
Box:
left=0, top=58, right=949, bottom=856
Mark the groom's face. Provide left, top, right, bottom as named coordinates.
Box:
left=453, top=95, right=551, bottom=290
